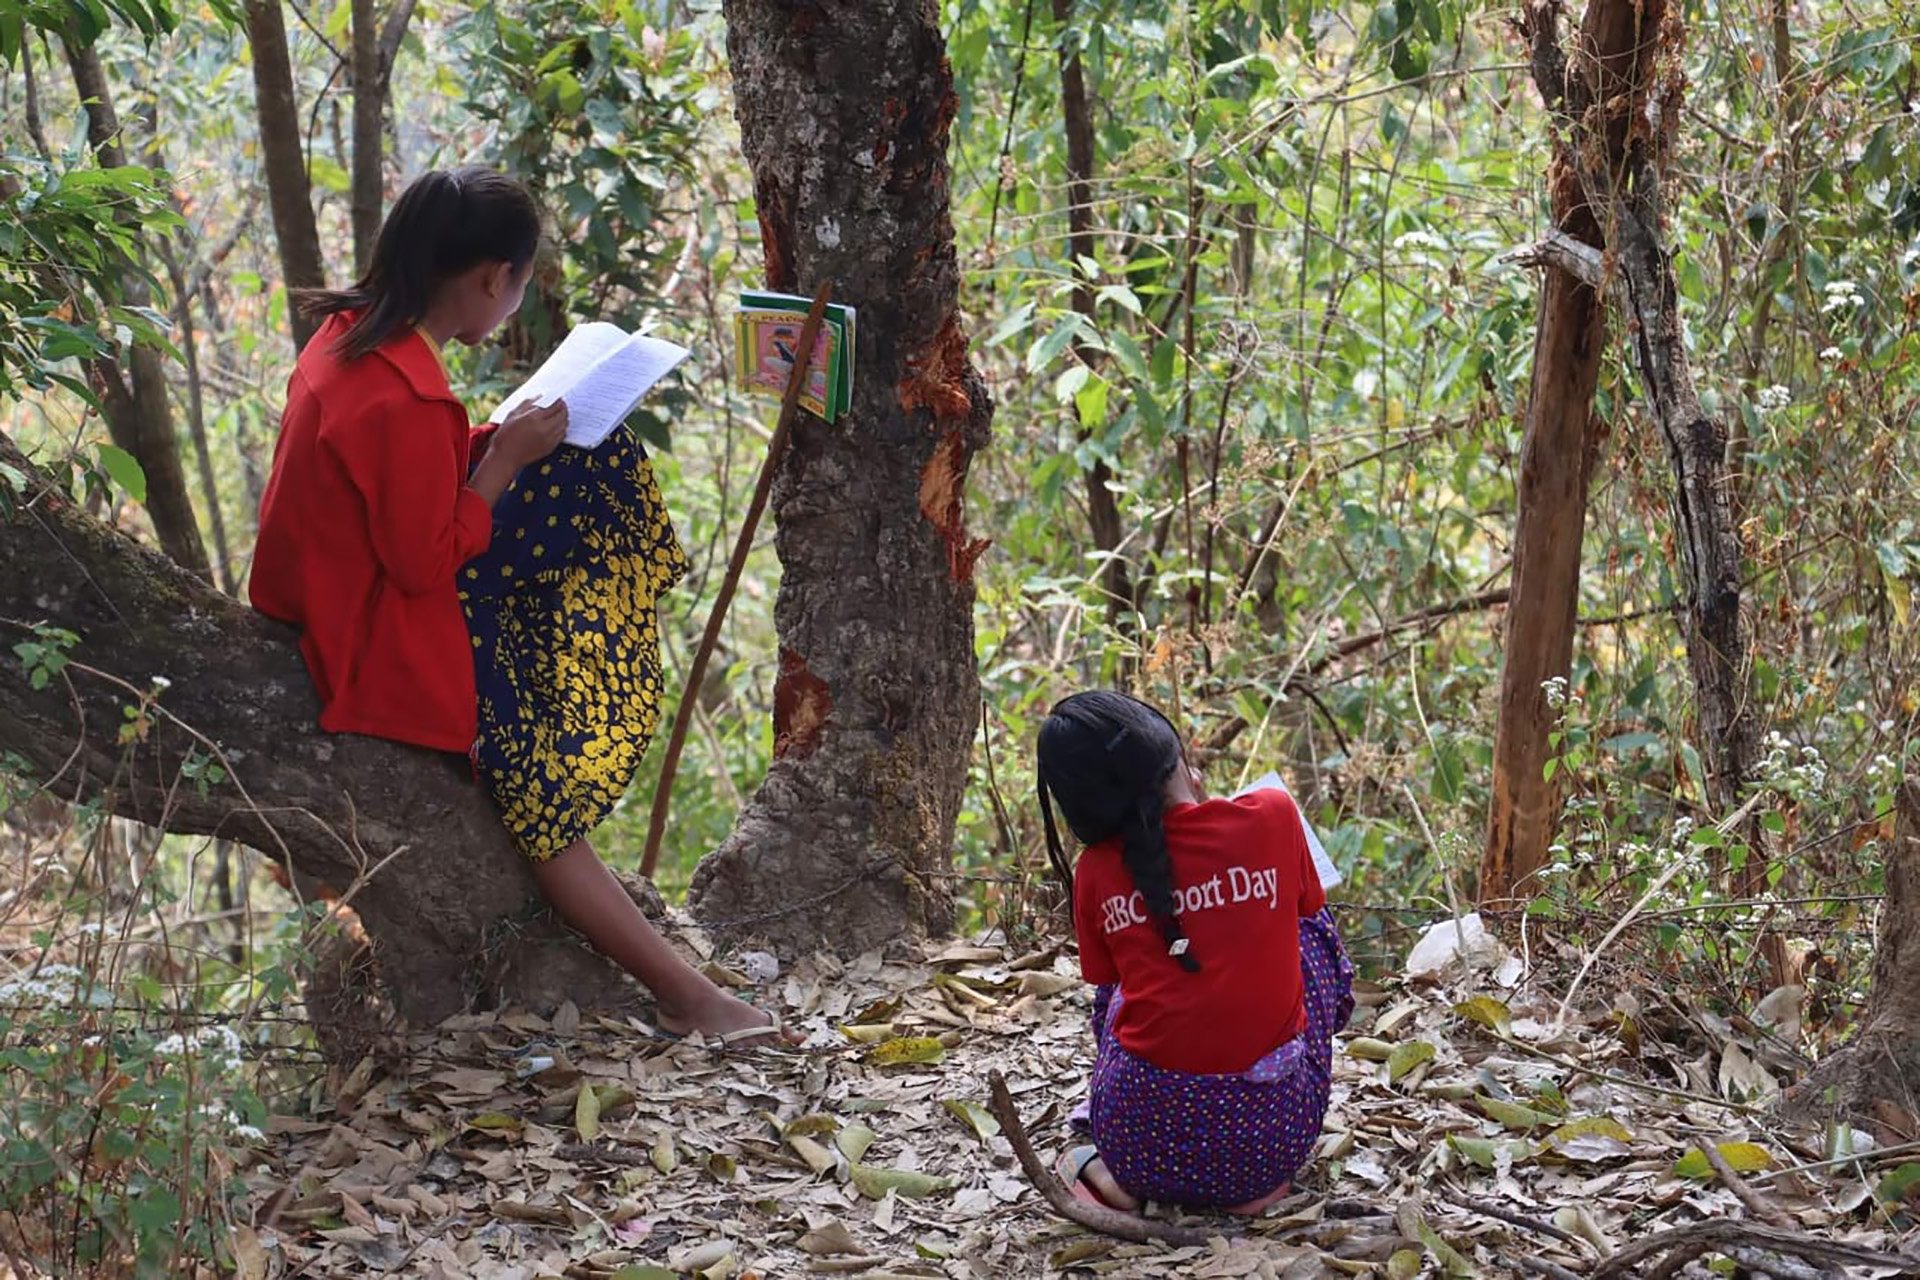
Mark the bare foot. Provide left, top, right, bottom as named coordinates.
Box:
left=657, top=990, right=804, bottom=1047
left=1225, top=1180, right=1292, bottom=1215
left=1056, top=1147, right=1142, bottom=1212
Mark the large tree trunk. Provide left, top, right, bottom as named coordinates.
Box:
left=61, top=37, right=213, bottom=582
left=0, top=433, right=636, bottom=1026
left=1783, top=781, right=1920, bottom=1123
left=241, top=0, right=327, bottom=353
left=1511, top=0, right=1756, bottom=854
left=686, top=0, right=993, bottom=953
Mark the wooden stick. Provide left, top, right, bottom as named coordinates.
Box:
left=1702, top=1142, right=1794, bottom=1229
left=640, top=284, right=834, bottom=879
left=1593, top=1221, right=1918, bottom=1280
left=984, top=1070, right=1225, bottom=1248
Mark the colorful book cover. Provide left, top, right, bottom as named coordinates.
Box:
left=734, top=311, right=836, bottom=421
left=738, top=291, right=857, bottom=421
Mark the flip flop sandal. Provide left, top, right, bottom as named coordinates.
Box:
left=1055, top=1144, right=1129, bottom=1210
left=649, top=1012, right=797, bottom=1050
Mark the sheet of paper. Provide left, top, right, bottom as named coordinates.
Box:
left=489, top=323, right=690, bottom=449
left=1230, top=770, right=1343, bottom=890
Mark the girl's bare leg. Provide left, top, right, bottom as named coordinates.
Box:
left=530, top=837, right=801, bottom=1045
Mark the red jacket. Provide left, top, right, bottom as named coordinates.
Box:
left=250, top=312, right=493, bottom=753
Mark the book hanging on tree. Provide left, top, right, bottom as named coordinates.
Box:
left=734, top=291, right=857, bottom=423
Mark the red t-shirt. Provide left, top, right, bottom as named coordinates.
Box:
left=1071, top=788, right=1326, bottom=1075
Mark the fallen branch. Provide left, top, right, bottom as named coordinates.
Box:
left=1702, top=1142, right=1793, bottom=1229
left=984, top=1070, right=1225, bottom=1248
left=1592, top=1221, right=1920, bottom=1280
left=1438, top=1187, right=1585, bottom=1251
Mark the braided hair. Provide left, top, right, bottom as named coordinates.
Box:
left=1036, top=691, right=1200, bottom=973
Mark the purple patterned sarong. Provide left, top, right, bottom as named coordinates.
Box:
left=1084, top=908, right=1354, bottom=1209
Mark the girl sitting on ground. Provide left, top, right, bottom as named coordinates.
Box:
left=1037, top=691, right=1353, bottom=1212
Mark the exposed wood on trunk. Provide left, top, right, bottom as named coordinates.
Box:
left=241, top=0, right=328, bottom=353
left=1481, top=133, right=1608, bottom=901
left=1051, top=0, right=1131, bottom=626
left=1518, top=0, right=1756, bottom=832
left=59, top=35, right=213, bottom=582
left=0, top=434, right=639, bottom=1025
left=687, top=0, right=993, bottom=954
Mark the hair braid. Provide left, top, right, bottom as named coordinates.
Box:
left=1118, top=789, right=1199, bottom=972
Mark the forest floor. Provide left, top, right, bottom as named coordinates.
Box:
left=239, top=914, right=1920, bottom=1280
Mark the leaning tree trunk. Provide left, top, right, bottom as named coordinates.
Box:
left=241, top=0, right=328, bottom=352
left=1784, top=780, right=1920, bottom=1122
left=61, top=37, right=213, bottom=582
left=0, top=434, right=638, bottom=1026
left=687, top=0, right=993, bottom=952
left=1515, top=0, right=1756, bottom=851
left=1480, top=170, right=1609, bottom=902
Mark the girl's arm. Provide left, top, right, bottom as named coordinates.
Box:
left=468, top=400, right=566, bottom=507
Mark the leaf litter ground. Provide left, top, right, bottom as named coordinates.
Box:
left=236, top=913, right=1920, bottom=1278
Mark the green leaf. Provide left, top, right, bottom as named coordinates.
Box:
left=941, top=1098, right=1000, bottom=1144
left=1448, top=1135, right=1532, bottom=1170
left=574, top=1081, right=601, bottom=1142
left=1673, top=1142, right=1774, bottom=1180
left=1453, top=996, right=1513, bottom=1037
left=97, top=444, right=146, bottom=503
left=849, top=1162, right=956, bottom=1201
left=1476, top=1097, right=1559, bottom=1132
left=865, top=1036, right=945, bottom=1067
left=1386, top=1039, right=1435, bottom=1083
left=835, top=1122, right=876, bottom=1164
left=650, top=1128, right=677, bottom=1174
left=1875, top=1162, right=1920, bottom=1203
left=1026, top=316, right=1082, bottom=373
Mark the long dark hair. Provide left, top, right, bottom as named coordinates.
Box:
left=298, top=167, right=542, bottom=361
left=1036, top=691, right=1200, bottom=973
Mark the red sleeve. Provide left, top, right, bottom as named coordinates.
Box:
left=1071, top=861, right=1120, bottom=985
left=325, top=398, right=492, bottom=596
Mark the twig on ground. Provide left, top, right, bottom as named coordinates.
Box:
left=1506, top=1253, right=1586, bottom=1280
left=984, top=1070, right=1225, bottom=1248
left=1438, top=1187, right=1585, bottom=1250
left=1703, top=1141, right=1794, bottom=1228
left=1592, top=1221, right=1919, bottom=1280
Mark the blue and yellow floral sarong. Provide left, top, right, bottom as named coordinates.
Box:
left=458, top=427, right=687, bottom=861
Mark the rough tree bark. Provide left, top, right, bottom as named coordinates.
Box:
left=350, top=0, right=417, bottom=273
left=1477, top=10, right=1620, bottom=902
left=1784, top=781, right=1920, bottom=1122
left=60, top=36, right=213, bottom=582
left=1052, top=0, right=1131, bottom=626
left=0, top=434, right=641, bottom=1026
left=1507, top=0, right=1756, bottom=855
left=686, top=0, right=993, bottom=953
left=241, top=0, right=328, bottom=352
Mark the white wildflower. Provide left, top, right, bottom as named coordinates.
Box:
left=1821, top=280, right=1866, bottom=314
left=1819, top=346, right=1843, bottom=363
left=1756, top=384, right=1792, bottom=411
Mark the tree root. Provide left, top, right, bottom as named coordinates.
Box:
left=984, top=1070, right=1225, bottom=1248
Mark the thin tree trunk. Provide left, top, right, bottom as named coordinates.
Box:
left=160, top=247, right=236, bottom=595
left=349, top=0, right=380, bottom=271
left=241, top=0, right=326, bottom=352
left=1052, top=0, right=1130, bottom=626
left=1480, top=155, right=1607, bottom=902
left=0, top=433, right=637, bottom=1025
left=60, top=36, right=213, bottom=582
left=687, top=0, right=993, bottom=953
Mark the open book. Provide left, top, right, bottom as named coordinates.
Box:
left=488, top=322, right=691, bottom=450
left=1231, top=771, right=1344, bottom=890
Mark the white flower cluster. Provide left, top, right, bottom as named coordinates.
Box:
left=1821, top=280, right=1867, bottom=314
left=1393, top=229, right=1449, bottom=253
left=151, top=1023, right=246, bottom=1073
left=1542, top=675, right=1571, bottom=710
left=1756, top=384, right=1792, bottom=411
left=1819, top=346, right=1843, bottom=363
left=1757, top=730, right=1829, bottom=798
left=1868, top=752, right=1902, bottom=792
left=0, top=963, right=109, bottom=1009
left=195, top=1102, right=264, bottom=1144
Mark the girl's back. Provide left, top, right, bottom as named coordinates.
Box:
left=1073, top=787, right=1323, bottom=1075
